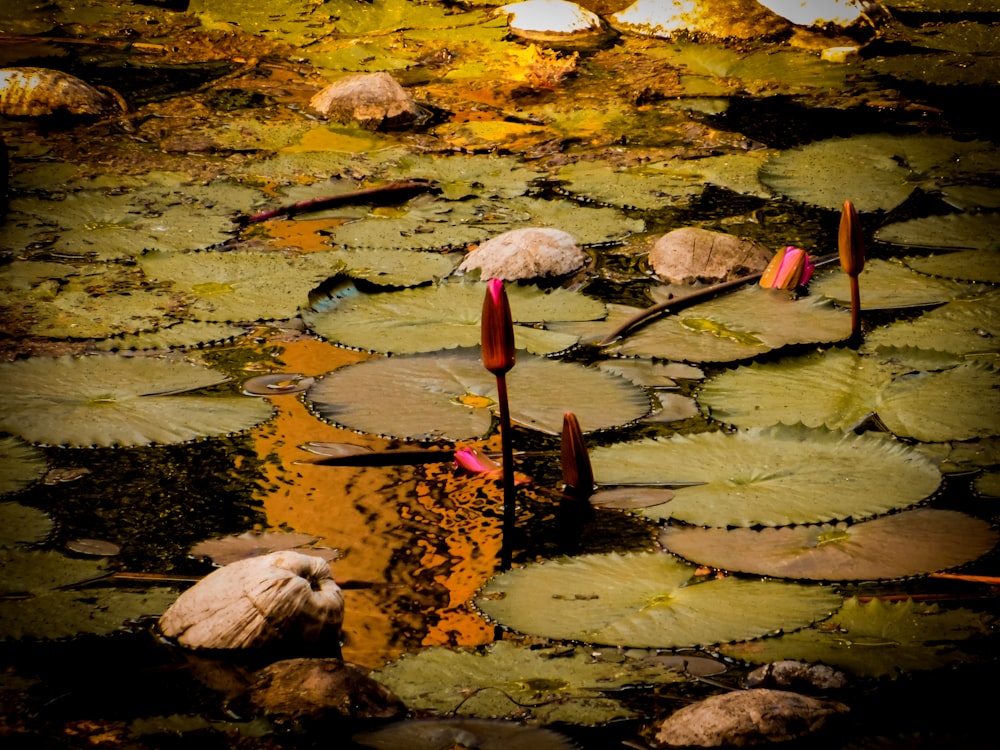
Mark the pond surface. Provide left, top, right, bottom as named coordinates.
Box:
left=1, top=0, right=998, bottom=748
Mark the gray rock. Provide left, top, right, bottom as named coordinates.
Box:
left=648, top=227, right=773, bottom=284
left=309, top=72, right=418, bottom=130
left=459, top=227, right=588, bottom=280
left=654, top=688, right=849, bottom=747
left=745, top=660, right=849, bottom=691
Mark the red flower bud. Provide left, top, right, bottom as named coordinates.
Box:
left=561, top=411, right=594, bottom=499
left=760, top=247, right=815, bottom=290
left=481, top=278, right=516, bottom=376
left=838, top=200, right=865, bottom=278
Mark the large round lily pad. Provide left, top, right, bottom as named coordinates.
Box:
left=590, top=426, right=941, bottom=527
left=0, top=355, right=273, bottom=447
left=303, top=281, right=605, bottom=355
left=610, top=285, right=850, bottom=363
left=305, top=349, right=650, bottom=439
left=810, top=259, right=981, bottom=310
left=659, top=509, right=998, bottom=581
left=475, top=552, right=842, bottom=649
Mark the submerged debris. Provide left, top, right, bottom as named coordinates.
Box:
left=0, top=67, right=119, bottom=117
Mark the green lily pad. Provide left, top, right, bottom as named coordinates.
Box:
left=138, top=249, right=345, bottom=322
left=590, top=426, right=941, bottom=527
left=0, top=355, right=273, bottom=447
left=354, top=718, right=577, bottom=750
left=0, top=436, right=48, bottom=496
left=554, top=160, right=705, bottom=210
left=811, top=259, right=982, bottom=310
left=610, top=285, right=850, bottom=363
left=372, top=640, right=692, bottom=726
left=94, top=321, right=251, bottom=352
left=718, top=597, right=996, bottom=678
left=876, top=362, right=1000, bottom=442
left=903, top=249, right=1000, bottom=283
left=659, top=508, right=998, bottom=581
left=333, top=248, right=463, bottom=287
left=0, top=547, right=179, bottom=640
left=0, top=501, right=53, bottom=546
left=386, top=154, right=542, bottom=200
left=305, top=349, right=650, bottom=440
left=475, top=552, right=842, bottom=649
left=759, top=134, right=990, bottom=212
left=303, top=280, right=605, bottom=355
left=876, top=213, right=1000, bottom=252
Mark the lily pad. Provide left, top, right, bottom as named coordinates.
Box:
left=0, top=355, right=273, bottom=447
left=372, top=640, right=691, bottom=725
left=658, top=508, right=998, bottom=581
left=718, top=597, right=996, bottom=678
left=94, top=321, right=251, bottom=352
left=303, top=280, right=604, bottom=355
left=190, top=531, right=339, bottom=567
left=903, top=249, right=1000, bottom=283
left=876, top=212, right=1000, bottom=251
left=386, top=153, right=541, bottom=200
left=475, top=552, right=842, bottom=649
left=610, top=285, right=850, bottom=363
left=333, top=247, right=462, bottom=287
left=810, top=259, right=981, bottom=310
left=0, top=547, right=178, bottom=640
left=138, top=249, right=345, bottom=322
left=554, top=160, right=705, bottom=210
left=304, top=349, right=650, bottom=439
left=590, top=426, right=941, bottom=527
left=0, top=501, right=53, bottom=546
left=354, top=718, right=577, bottom=750
left=0, top=435, right=48, bottom=496
left=758, top=134, right=990, bottom=212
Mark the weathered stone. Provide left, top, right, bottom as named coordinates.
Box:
left=0, top=67, right=112, bottom=118
left=654, top=688, right=849, bottom=748
left=745, top=660, right=849, bottom=692
left=309, top=72, right=419, bottom=130
left=459, top=227, right=588, bottom=280
left=610, top=0, right=793, bottom=41
left=158, top=550, right=344, bottom=651
left=648, top=227, right=773, bottom=284
left=244, top=658, right=405, bottom=723
left=498, top=0, right=613, bottom=48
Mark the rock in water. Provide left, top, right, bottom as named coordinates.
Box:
left=0, top=67, right=112, bottom=117
left=649, top=227, right=773, bottom=284
left=158, top=550, right=344, bottom=651
left=309, top=72, right=419, bottom=130
left=459, top=227, right=588, bottom=280
left=654, top=688, right=849, bottom=747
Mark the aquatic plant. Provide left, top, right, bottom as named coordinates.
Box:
left=839, top=199, right=865, bottom=338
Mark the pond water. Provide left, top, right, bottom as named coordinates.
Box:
left=1, top=0, right=998, bottom=748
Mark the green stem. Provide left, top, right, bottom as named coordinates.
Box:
left=496, top=374, right=516, bottom=571
left=849, top=274, right=862, bottom=338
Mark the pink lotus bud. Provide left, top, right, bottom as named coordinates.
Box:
left=481, top=279, right=516, bottom=376
left=760, top=246, right=814, bottom=290
left=454, top=446, right=501, bottom=475
left=561, top=412, right=594, bottom=499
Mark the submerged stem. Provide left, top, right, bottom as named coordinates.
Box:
left=496, top=374, right=516, bottom=571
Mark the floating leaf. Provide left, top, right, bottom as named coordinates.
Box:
left=333, top=247, right=462, bottom=287
left=138, top=249, right=345, bottom=322
left=810, top=259, right=981, bottom=310
left=903, top=249, right=1000, bottom=284
left=95, top=321, right=251, bottom=352
left=610, top=285, right=850, bottom=363
left=190, top=531, right=339, bottom=567
left=554, top=160, right=704, bottom=210
left=303, top=281, right=604, bottom=355
left=590, top=426, right=941, bottom=527
left=0, top=501, right=52, bottom=546
left=876, top=362, right=1000, bottom=442
left=305, top=349, right=650, bottom=439
left=371, top=640, right=694, bottom=725
left=0, top=435, right=48, bottom=495
left=387, top=153, right=541, bottom=200
left=718, top=597, right=996, bottom=678
left=354, top=718, right=578, bottom=750
left=0, top=355, right=273, bottom=447
left=659, top=509, right=998, bottom=581
left=876, top=213, right=1000, bottom=251
left=475, top=552, right=841, bottom=649
left=0, top=547, right=178, bottom=640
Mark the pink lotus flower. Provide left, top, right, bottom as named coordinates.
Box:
left=760, top=246, right=815, bottom=290
left=481, top=278, right=516, bottom=376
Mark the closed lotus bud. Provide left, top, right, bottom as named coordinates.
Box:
left=561, top=411, right=594, bottom=499
left=760, top=247, right=815, bottom=290
left=838, top=200, right=865, bottom=277
left=481, top=278, right=516, bottom=376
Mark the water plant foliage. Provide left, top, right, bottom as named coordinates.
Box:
left=304, top=349, right=650, bottom=439
left=475, top=552, right=842, bottom=649
left=0, top=436, right=48, bottom=495
left=589, top=425, right=940, bottom=527
left=0, top=356, right=273, bottom=447
left=658, top=508, right=999, bottom=581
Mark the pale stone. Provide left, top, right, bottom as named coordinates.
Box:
left=498, top=0, right=609, bottom=44
left=309, top=72, right=418, bottom=130
left=459, top=227, right=588, bottom=280
left=648, top=227, right=773, bottom=284
left=757, top=0, right=864, bottom=27
left=822, top=45, right=862, bottom=63
left=158, top=550, right=344, bottom=651
left=610, top=0, right=792, bottom=41
left=654, top=688, right=849, bottom=747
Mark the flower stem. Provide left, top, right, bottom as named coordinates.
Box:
left=495, top=374, right=516, bottom=571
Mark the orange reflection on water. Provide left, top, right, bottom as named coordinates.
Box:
left=249, top=335, right=499, bottom=667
